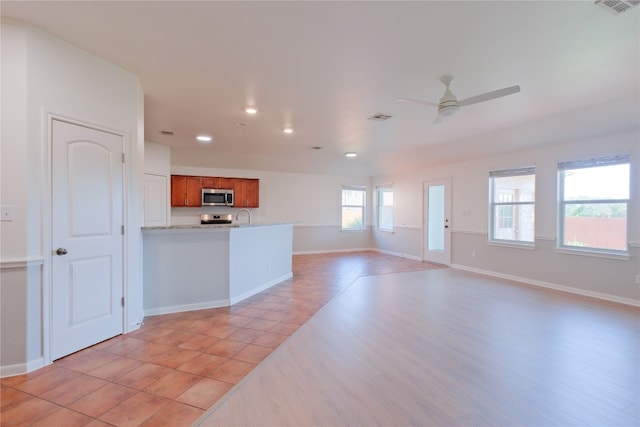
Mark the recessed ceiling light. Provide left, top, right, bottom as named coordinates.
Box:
left=196, top=135, right=213, bottom=142
left=245, top=107, right=258, bottom=114
left=283, top=128, right=293, bottom=134
left=345, top=152, right=358, bottom=158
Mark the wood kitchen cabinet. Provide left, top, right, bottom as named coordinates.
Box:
left=171, top=175, right=258, bottom=208
left=171, top=175, right=202, bottom=207
left=234, top=178, right=259, bottom=208
left=201, top=177, right=235, bottom=190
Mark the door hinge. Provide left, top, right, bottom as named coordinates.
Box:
left=121, top=225, right=125, bottom=235
left=121, top=297, right=125, bottom=307
left=122, top=153, right=125, bottom=163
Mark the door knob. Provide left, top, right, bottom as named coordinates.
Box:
left=56, top=247, right=68, bottom=256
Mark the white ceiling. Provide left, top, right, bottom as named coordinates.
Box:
left=2, top=1, right=639, bottom=176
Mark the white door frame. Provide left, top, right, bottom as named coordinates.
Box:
left=422, top=178, right=452, bottom=265
left=42, top=114, right=127, bottom=364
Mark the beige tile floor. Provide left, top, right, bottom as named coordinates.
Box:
left=1, top=251, right=443, bottom=426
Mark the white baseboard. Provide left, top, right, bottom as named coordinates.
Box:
left=143, top=273, right=294, bottom=317
left=293, top=248, right=422, bottom=262
left=293, top=247, right=375, bottom=255
left=230, top=273, right=293, bottom=305
left=1, top=357, right=45, bottom=378
left=143, top=299, right=231, bottom=317
left=451, top=264, right=640, bottom=307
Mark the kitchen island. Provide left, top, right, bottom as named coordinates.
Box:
left=142, top=223, right=293, bottom=316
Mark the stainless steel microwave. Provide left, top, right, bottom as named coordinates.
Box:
left=202, top=189, right=234, bottom=206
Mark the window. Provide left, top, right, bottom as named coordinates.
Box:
left=376, top=187, right=394, bottom=232
left=489, top=166, right=536, bottom=244
left=342, top=185, right=366, bottom=231
left=558, top=154, right=630, bottom=253
left=497, top=193, right=514, bottom=229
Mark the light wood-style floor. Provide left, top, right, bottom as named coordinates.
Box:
left=197, top=268, right=640, bottom=426
left=0, top=252, right=444, bottom=426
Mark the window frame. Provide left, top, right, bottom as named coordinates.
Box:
left=376, top=186, right=394, bottom=233
left=488, top=166, right=536, bottom=246
left=341, top=185, right=366, bottom=231
left=557, top=154, right=630, bottom=256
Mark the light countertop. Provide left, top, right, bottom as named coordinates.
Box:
left=141, top=222, right=293, bottom=232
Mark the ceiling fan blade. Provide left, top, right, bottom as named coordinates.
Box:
left=458, top=85, right=520, bottom=107
left=432, top=114, right=445, bottom=125
left=396, top=98, right=439, bottom=108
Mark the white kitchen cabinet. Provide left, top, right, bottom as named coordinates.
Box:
left=143, top=173, right=169, bottom=226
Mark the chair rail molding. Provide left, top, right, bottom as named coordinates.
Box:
left=0, top=258, right=44, bottom=270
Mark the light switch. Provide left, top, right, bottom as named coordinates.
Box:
left=1, top=205, right=14, bottom=221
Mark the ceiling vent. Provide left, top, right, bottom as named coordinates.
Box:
left=595, top=0, right=640, bottom=15
left=368, top=113, right=393, bottom=121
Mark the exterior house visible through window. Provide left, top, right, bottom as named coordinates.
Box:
left=489, top=166, right=536, bottom=244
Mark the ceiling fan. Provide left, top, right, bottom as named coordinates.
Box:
left=398, top=76, right=520, bottom=124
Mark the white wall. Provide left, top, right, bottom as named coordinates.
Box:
left=229, top=224, right=293, bottom=303
left=0, top=20, right=144, bottom=375
left=143, top=229, right=231, bottom=313
left=373, top=131, right=640, bottom=305
left=145, top=141, right=171, bottom=175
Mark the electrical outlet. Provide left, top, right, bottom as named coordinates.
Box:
left=471, top=251, right=476, bottom=258
left=1, top=205, right=14, bottom=221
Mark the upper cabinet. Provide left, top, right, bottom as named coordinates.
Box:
left=234, top=178, right=260, bottom=208
left=171, top=175, right=202, bottom=207
left=201, top=177, right=235, bottom=190
left=171, top=175, right=259, bottom=208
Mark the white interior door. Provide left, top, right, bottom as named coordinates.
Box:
left=52, top=119, right=124, bottom=360
left=423, top=179, right=451, bottom=265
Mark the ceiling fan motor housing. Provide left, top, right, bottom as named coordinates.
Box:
left=438, top=88, right=460, bottom=116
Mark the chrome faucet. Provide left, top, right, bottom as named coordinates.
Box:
left=236, top=208, right=252, bottom=224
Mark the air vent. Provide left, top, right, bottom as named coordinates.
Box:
left=310, top=146, right=324, bottom=150
left=595, top=0, right=640, bottom=15
left=368, top=113, right=393, bottom=121
left=160, top=130, right=174, bottom=135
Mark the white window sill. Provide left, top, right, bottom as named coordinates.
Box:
left=488, top=240, right=536, bottom=250
left=555, top=247, right=630, bottom=260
